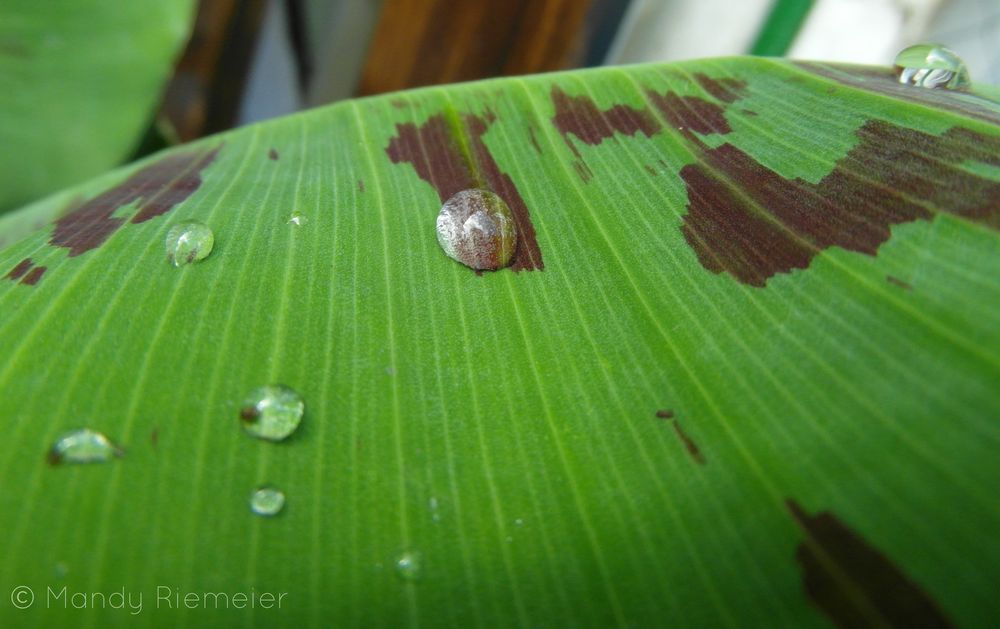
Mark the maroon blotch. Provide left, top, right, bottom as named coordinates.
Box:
left=386, top=113, right=544, bottom=271
left=21, top=266, right=46, bottom=286
left=5, top=258, right=33, bottom=281
left=269, top=148, right=279, bottom=161
left=550, top=86, right=660, bottom=159
left=654, top=409, right=674, bottom=419
left=693, top=73, right=748, bottom=103
left=680, top=122, right=1000, bottom=286
left=50, top=146, right=220, bottom=256
left=787, top=499, right=953, bottom=628
left=646, top=90, right=732, bottom=135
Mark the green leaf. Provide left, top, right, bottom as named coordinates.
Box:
left=1, top=57, right=999, bottom=627
left=0, top=0, right=194, bottom=213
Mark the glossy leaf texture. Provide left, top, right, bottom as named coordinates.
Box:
left=1, top=57, right=999, bottom=627
left=0, top=0, right=194, bottom=213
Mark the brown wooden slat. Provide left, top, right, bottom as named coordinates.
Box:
left=358, top=0, right=592, bottom=96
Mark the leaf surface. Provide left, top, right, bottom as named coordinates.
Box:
left=1, top=58, right=999, bottom=627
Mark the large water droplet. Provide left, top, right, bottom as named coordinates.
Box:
left=165, top=222, right=214, bottom=267
left=249, top=485, right=286, bottom=516
left=287, top=211, right=307, bottom=226
left=47, top=428, right=124, bottom=465
left=239, top=385, right=304, bottom=441
left=436, top=189, right=516, bottom=271
left=394, top=551, right=422, bottom=581
left=894, top=44, right=970, bottom=90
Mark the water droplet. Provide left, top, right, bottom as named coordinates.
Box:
left=287, top=211, right=307, bottom=226
left=165, top=222, right=214, bottom=267
left=428, top=497, right=441, bottom=523
left=894, top=44, right=970, bottom=90
left=394, top=551, right=422, bottom=581
left=249, top=485, right=286, bottom=516
left=54, top=562, right=69, bottom=578
left=436, top=189, right=517, bottom=270
left=514, top=518, right=524, bottom=527
left=239, top=385, right=304, bottom=441
left=47, top=428, right=124, bottom=465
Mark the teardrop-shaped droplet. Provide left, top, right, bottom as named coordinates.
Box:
left=249, top=485, right=286, bottom=516
left=165, top=222, right=214, bottom=267
left=47, top=428, right=124, bottom=465
left=893, top=44, right=970, bottom=90
left=436, top=189, right=517, bottom=271
left=239, top=384, right=304, bottom=441
left=394, top=551, right=422, bottom=581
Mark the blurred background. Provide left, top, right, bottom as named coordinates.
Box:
left=168, top=0, right=1000, bottom=138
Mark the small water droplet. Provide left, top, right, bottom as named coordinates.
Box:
left=428, top=497, right=441, bottom=523
left=394, top=551, right=422, bottom=581
left=894, top=44, right=970, bottom=90
left=249, top=485, right=286, bottom=516
left=239, top=385, right=304, bottom=441
left=514, top=518, right=524, bottom=527
left=54, top=562, right=69, bottom=578
left=436, top=189, right=517, bottom=270
left=47, top=428, right=124, bottom=465
left=505, top=535, right=513, bottom=543
left=287, top=211, right=307, bottom=226
left=165, top=222, right=214, bottom=267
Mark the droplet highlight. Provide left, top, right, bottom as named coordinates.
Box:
left=394, top=551, right=422, bottom=581
left=287, top=211, right=307, bottom=226
left=239, top=384, right=304, bottom=441
left=249, top=485, right=286, bottom=516
left=894, top=44, right=970, bottom=90
left=47, top=429, right=124, bottom=465
left=436, top=189, right=517, bottom=271
left=165, top=222, right=214, bottom=267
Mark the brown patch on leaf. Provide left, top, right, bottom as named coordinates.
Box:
left=4, top=259, right=45, bottom=286
left=269, top=148, right=279, bottom=161
left=50, top=146, right=220, bottom=256
left=644, top=165, right=658, bottom=176
left=386, top=113, right=544, bottom=271
left=787, top=499, right=953, bottom=628
left=693, top=73, right=748, bottom=103
left=680, top=122, right=1000, bottom=286
left=886, top=275, right=913, bottom=290
left=358, top=179, right=365, bottom=193
left=646, top=91, right=732, bottom=135
left=6, top=258, right=33, bottom=281
left=795, top=63, right=1000, bottom=127
left=654, top=409, right=674, bottom=419
left=550, top=86, right=660, bottom=158
left=21, top=266, right=46, bottom=286
left=741, top=109, right=759, bottom=117
left=151, top=428, right=159, bottom=447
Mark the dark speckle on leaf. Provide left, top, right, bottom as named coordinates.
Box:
left=269, top=148, right=279, bottom=161
left=886, top=275, right=913, bottom=290
left=654, top=409, right=674, bottom=419
left=787, top=499, right=953, bottom=628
